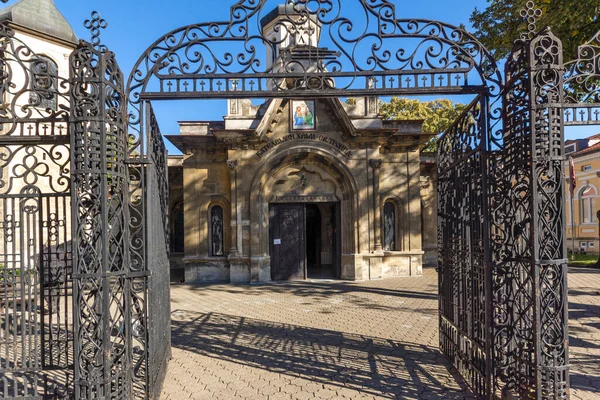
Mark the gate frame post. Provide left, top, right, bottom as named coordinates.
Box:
left=526, top=29, right=570, bottom=398
left=502, top=25, right=570, bottom=398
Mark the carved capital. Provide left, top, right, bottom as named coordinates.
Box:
left=227, top=160, right=238, bottom=170
left=369, top=159, right=382, bottom=169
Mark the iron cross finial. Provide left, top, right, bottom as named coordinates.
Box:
left=84, top=11, right=108, bottom=52
left=520, top=1, right=542, bottom=40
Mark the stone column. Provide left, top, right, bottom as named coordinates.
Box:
left=227, top=160, right=238, bottom=256
left=370, top=159, right=383, bottom=252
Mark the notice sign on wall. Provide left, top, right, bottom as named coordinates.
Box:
left=274, top=239, right=282, bottom=245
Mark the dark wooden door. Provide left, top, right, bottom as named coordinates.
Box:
left=269, top=204, right=306, bottom=281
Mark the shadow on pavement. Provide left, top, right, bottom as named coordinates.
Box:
left=169, top=310, right=474, bottom=399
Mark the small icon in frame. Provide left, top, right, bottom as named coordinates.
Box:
left=291, top=99, right=316, bottom=130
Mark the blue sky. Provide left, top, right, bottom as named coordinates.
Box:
left=4, top=0, right=596, bottom=153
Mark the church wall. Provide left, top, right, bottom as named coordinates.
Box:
left=379, top=149, right=424, bottom=277
left=182, top=150, right=232, bottom=282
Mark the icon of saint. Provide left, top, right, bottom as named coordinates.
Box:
left=294, top=106, right=305, bottom=126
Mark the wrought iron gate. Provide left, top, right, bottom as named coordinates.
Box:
left=438, top=95, right=493, bottom=396
left=0, top=23, right=73, bottom=399
left=438, top=2, right=600, bottom=398
left=68, top=14, right=171, bottom=400
left=70, top=17, right=133, bottom=399
left=1, top=11, right=171, bottom=399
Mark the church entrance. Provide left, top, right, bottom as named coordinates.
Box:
left=269, top=203, right=339, bottom=281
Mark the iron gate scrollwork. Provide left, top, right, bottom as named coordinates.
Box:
left=69, top=15, right=132, bottom=398
left=497, top=26, right=569, bottom=399
left=0, top=22, right=73, bottom=399
left=69, top=12, right=172, bottom=400
left=563, top=31, right=600, bottom=126
left=144, top=102, right=171, bottom=399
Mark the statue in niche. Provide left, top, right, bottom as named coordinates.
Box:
left=211, top=206, right=224, bottom=256
left=384, top=202, right=396, bottom=251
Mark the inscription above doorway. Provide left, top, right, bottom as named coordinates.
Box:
left=274, top=195, right=338, bottom=203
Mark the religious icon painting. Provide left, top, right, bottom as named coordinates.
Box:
left=291, top=99, right=316, bottom=130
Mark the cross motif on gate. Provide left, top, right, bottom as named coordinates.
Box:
left=84, top=11, right=108, bottom=52
left=520, top=1, right=542, bottom=40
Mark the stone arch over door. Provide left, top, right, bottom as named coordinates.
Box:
left=248, top=146, right=360, bottom=282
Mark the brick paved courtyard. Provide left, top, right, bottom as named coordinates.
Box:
left=161, top=267, right=600, bottom=399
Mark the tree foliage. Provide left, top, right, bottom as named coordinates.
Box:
left=379, top=97, right=466, bottom=152
left=470, top=0, right=600, bottom=61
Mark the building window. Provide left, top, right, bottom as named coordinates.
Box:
left=210, top=205, right=224, bottom=256
left=589, top=242, right=595, bottom=248
left=583, top=165, right=592, bottom=171
left=565, top=144, right=576, bottom=154
left=579, top=186, right=598, bottom=223
left=272, top=37, right=278, bottom=63
left=383, top=202, right=396, bottom=251
left=29, top=55, right=58, bottom=110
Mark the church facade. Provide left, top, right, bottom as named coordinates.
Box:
left=166, top=4, right=437, bottom=283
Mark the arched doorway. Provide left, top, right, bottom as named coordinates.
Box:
left=249, top=147, right=358, bottom=282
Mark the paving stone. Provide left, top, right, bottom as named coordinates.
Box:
left=269, top=393, right=292, bottom=400
left=258, top=384, right=281, bottom=396
left=235, top=387, right=259, bottom=399
left=291, top=392, right=319, bottom=400
left=314, top=388, right=338, bottom=399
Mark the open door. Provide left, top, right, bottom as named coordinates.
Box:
left=334, top=202, right=341, bottom=279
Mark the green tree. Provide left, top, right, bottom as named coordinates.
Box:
left=470, top=0, right=600, bottom=60
left=379, top=97, right=466, bottom=152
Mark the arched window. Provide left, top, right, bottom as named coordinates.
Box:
left=383, top=202, right=396, bottom=251
left=210, top=205, right=224, bottom=256
left=30, top=55, right=58, bottom=110
left=580, top=185, right=598, bottom=223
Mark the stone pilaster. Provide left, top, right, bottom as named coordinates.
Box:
left=227, top=160, right=239, bottom=256
left=370, top=159, right=383, bottom=252
left=368, top=159, right=383, bottom=279
left=227, top=159, right=250, bottom=283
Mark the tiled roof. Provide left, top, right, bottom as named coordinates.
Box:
left=0, top=0, right=78, bottom=44
left=573, top=141, right=600, bottom=157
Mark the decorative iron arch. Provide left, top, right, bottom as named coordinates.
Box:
left=124, top=0, right=504, bottom=153
left=563, top=30, right=600, bottom=125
